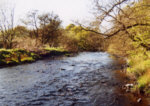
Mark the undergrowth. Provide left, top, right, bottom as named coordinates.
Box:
left=127, top=47, right=150, bottom=95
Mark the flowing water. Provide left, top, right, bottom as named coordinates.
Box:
left=0, top=52, right=148, bottom=106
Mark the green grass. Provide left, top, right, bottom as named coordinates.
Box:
left=0, top=49, right=39, bottom=66
left=127, top=48, right=150, bottom=94
left=44, top=46, right=67, bottom=52
left=138, top=72, right=150, bottom=89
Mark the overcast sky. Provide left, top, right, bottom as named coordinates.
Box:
left=0, top=0, right=93, bottom=26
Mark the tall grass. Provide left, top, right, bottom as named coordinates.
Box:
left=127, top=48, right=150, bottom=93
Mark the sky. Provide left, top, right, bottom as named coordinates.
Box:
left=0, top=0, right=93, bottom=26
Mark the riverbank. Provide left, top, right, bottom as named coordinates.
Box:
left=111, top=55, right=150, bottom=105
left=0, top=48, right=72, bottom=68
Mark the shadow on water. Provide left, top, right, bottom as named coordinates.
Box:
left=0, top=52, right=148, bottom=106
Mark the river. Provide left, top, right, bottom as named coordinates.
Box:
left=0, top=52, right=148, bottom=106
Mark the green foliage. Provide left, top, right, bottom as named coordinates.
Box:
left=138, top=72, right=150, bottom=89
left=127, top=48, right=150, bottom=92
left=63, top=24, right=103, bottom=51
left=105, top=0, right=150, bottom=94
left=126, top=0, right=150, bottom=91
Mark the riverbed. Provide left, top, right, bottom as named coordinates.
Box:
left=0, top=52, right=148, bottom=106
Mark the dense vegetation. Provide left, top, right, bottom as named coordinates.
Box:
left=63, top=24, right=103, bottom=52
left=95, top=0, right=150, bottom=94
left=126, top=0, right=150, bottom=94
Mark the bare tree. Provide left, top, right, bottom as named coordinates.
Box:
left=23, top=10, right=39, bottom=45
left=23, top=11, right=62, bottom=46
left=80, top=0, right=149, bottom=36
left=79, top=0, right=150, bottom=50
left=0, top=7, right=15, bottom=49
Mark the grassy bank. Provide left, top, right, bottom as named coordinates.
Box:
left=0, top=49, right=39, bottom=66
left=107, top=45, right=150, bottom=95
left=126, top=48, right=150, bottom=95
left=0, top=47, right=69, bottom=67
